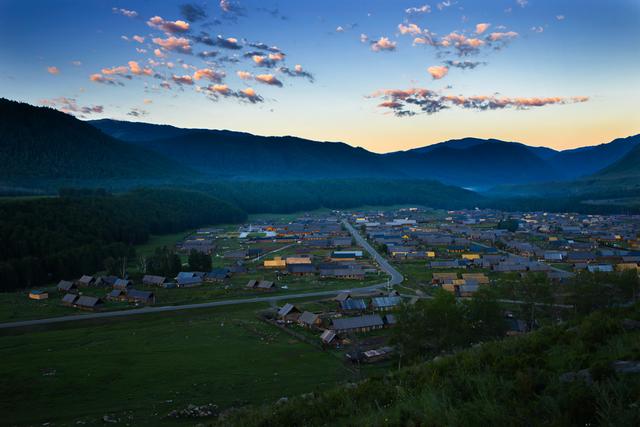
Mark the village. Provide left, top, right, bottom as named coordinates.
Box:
left=16, top=206, right=639, bottom=365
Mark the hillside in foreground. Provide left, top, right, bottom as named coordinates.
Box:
left=217, top=305, right=640, bottom=426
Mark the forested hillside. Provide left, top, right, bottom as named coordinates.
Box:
left=0, top=189, right=246, bottom=291
left=0, top=99, right=187, bottom=184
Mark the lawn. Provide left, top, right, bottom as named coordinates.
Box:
left=0, top=304, right=353, bottom=426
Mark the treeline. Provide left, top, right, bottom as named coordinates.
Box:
left=0, top=189, right=246, bottom=291
left=193, top=179, right=481, bottom=213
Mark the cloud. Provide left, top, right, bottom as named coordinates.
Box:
left=180, top=3, right=207, bottom=22
left=427, top=65, right=449, bottom=79
left=443, top=60, right=486, bottom=70
left=278, top=65, right=314, bottom=83
left=398, top=23, right=422, bottom=36
left=193, top=68, right=225, bottom=83
left=128, top=61, right=153, bottom=76
left=147, top=16, right=190, bottom=34
left=40, top=96, right=104, bottom=117
left=143, top=99, right=153, bottom=104
left=153, top=36, right=192, bottom=54
left=436, top=1, right=454, bottom=11
left=370, top=87, right=589, bottom=117
left=214, top=35, right=242, bottom=50
left=475, top=23, right=490, bottom=34
left=516, top=0, right=528, bottom=8
left=209, top=84, right=231, bottom=95
left=47, top=66, right=59, bottom=75
left=405, top=5, right=431, bottom=14
left=236, top=70, right=253, bottom=80
left=238, top=87, right=263, bottom=103
left=132, top=35, right=145, bottom=43
left=71, top=61, right=82, bottom=66
left=371, top=37, right=397, bottom=52
left=197, top=50, right=219, bottom=58
left=336, top=26, right=345, bottom=33
left=360, top=33, right=369, bottom=43
left=219, top=0, right=245, bottom=16
left=556, top=15, right=565, bottom=21
left=250, top=53, right=284, bottom=67
left=127, top=108, right=148, bottom=117
left=112, top=8, right=138, bottom=18
left=487, top=31, right=519, bottom=41
left=101, top=65, right=129, bottom=76
left=154, top=48, right=167, bottom=58
left=247, top=42, right=280, bottom=52
left=89, top=73, right=120, bottom=85
left=172, top=74, right=194, bottom=85
left=255, top=73, right=283, bottom=87
left=531, top=26, right=544, bottom=33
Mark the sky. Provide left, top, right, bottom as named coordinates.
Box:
left=1, top=0, right=639, bottom=153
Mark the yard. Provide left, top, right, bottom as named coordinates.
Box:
left=0, top=304, right=354, bottom=426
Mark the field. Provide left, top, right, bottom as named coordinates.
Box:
left=0, top=303, right=354, bottom=426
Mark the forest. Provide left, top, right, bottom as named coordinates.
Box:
left=0, top=189, right=245, bottom=291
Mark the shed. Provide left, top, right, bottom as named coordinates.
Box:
left=298, top=311, right=321, bottom=328
left=278, top=303, right=301, bottom=321
left=75, top=296, right=104, bottom=311
left=57, top=280, right=77, bottom=293
left=142, top=275, right=166, bottom=286
left=61, top=293, right=78, bottom=306
left=29, top=290, right=49, bottom=300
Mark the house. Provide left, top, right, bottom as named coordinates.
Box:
left=106, top=289, right=127, bottom=302
left=430, top=260, right=461, bottom=269
left=75, top=295, right=104, bottom=311
left=127, top=289, right=155, bottom=304
left=264, top=257, right=287, bottom=268
left=616, top=263, right=639, bottom=271
left=28, top=290, right=48, bottom=300
left=176, top=272, right=204, bottom=287
left=246, top=279, right=275, bottom=290
left=227, top=264, right=248, bottom=274
left=360, top=346, right=394, bottom=363
left=94, top=276, right=118, bottom=287
left=142, top=275, right=166, bottom=286
left=320, top=329, right=337, bottom=345
left=462, top=273, right=489, bottom=284
left=371, top=296, right=402, bottom=311
left=57, top=280, right=77, bottom=293
left=287, top=264, right=316, bottom=276
left=113, top=279, right=133, bottom=290
left=334, top=292, right=352, bottom=302
left=383, top=314, right=397, bottom=326
left=331, top=314, right=384, bottom=334
left=462, top=253, right=481, bottom=260
left=285, top=256, right=312, bottom=265
left=331, top=251, right=363, bottom=261
left=319, top=266, right=365, bottom=279
left=205, top=269, right=231, bottom=282
left=61, top=293, right=78, bottom=306
left=76, top=275, right=95, bottom=287
left=432, top=272, right=458, bottom=284
left=340, top=298, right=367, bottom=312
left=298, top=311, right=321, bottom=328
left=278, top=303, right=302, bottom=322
left=587, top=264, right=614, bottom=273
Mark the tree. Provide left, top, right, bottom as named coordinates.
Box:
left=462, top=287, right=508, bottom=340
left=188, top=250, right=212, bottom=272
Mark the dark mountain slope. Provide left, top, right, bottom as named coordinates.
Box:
left=404, top=137, right=558, bottom=160
left=593, top=140, right=640, bottom=178
left=0, top=99, right=187, bottom=183
left=549, top=134, right=640, bottom=178
left=387, top=140, right=559, bottom=188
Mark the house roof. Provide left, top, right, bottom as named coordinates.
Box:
left=142, top=275, right=166, bottom=285
left=340, top=298, right=367, bottom=311
left=331, top=314, right=384, bottom=331
left=371, top=296, right=402, bottom=308
left=298, top=311, right=319, bottom=325
left=127, top=289, right=154, bottom=300
left=278, top=303, right=300, bottom=317
left=57, top=280, right=75, bottom=290
left=320, top=329, right=336, bottom=343
left=61, top=293, right=78, bottom=303
left=76, top=296, right=102, bottom=307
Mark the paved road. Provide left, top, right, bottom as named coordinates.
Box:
left=342, top=219, right=404, bottom=286
left=0, top=219, right=402, bottom=330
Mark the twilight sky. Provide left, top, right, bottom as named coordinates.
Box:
left=1, top=0, right=639, bottom=153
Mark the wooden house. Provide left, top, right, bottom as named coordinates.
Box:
left=142, top=275, right=166, bottom=287
left=61, top=293, right=78, bottom=306
left=76, top=275, right=96, bottom=287
left=29, top=290, right=49, bottom=300
left=331, top=315, right=384, bottom=334
left=126, top=289, right=155, bottom=304
left=57, top=280, right=77, bottom=293
left=264, top=257, right=286, bottom=268
left=76, top=295, right=104, bottom=311
left=277, top=303, right=302, bottom=322
left=298, top=311, right=322, bottom=328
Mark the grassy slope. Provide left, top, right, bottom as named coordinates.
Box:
left=218, top=305, right=640, bottom=427
left=0, top=304, right=353, bottom=426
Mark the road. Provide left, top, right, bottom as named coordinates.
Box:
left=0, top=219, right=403, bottom=330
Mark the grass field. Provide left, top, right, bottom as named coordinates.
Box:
left=0, top=304, right=354, bottom=426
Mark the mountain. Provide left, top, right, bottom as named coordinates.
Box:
left=548, top=134, right=640, bottom=178
left=0, top=99, right=188, bottom=189
left=385, top=139, right=560, bottom=189
left=91, top=119, right=393, bottom=179
left=593, top=139, right=640, bottom=178
left=405, top=137, right=559, bottom=160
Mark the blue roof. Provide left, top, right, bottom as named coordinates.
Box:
left=341, top=298, right=367, bottom=311
left=371, top=296, right=402, bottom=308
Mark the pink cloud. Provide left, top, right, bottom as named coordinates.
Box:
left=398, top=23, right=422, bottom=36
left=255, top=74, right=283, bottom=87
left=193, top=68, right=225, bottom=83
left=152, top=36, right=192, bottom=54
left=172, top=74, right=194, bottom=85
left=147, top=16, right=190, bottom=34
left=47, top=66, right=59, bottom=75
left=238, top=87, right=263, bottom=103
left=237, top=70, right=252, bottom=80
left=132, top=35, right=145, bottom=43
left=371, top=37, right=397, bottom=52
left=101, top=65, right=129, bottom=76
left=475, top=23, right=490, bottom=34
left=427, top=65, right=449, bottom=80
left=128, top=61, right=153, bottom=76
left=488, top=31, right=519, bottom=41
